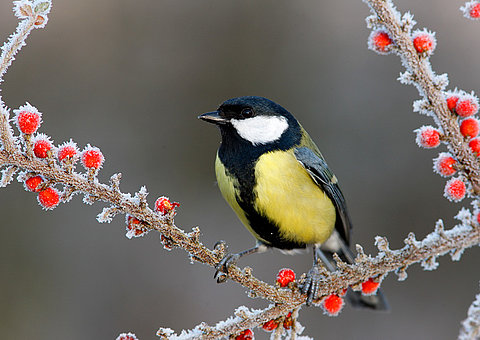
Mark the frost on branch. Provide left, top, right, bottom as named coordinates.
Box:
left=1, top=0, right=480, bottom=338
left=459, top=284, right=480, bottom=340
left=0, top=165, right=17, bottom=187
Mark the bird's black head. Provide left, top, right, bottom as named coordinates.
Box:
left=198, top=96, right=300, bottom=146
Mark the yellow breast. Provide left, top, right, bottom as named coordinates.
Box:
left=215, top=154, right=265, bottom=242
left=253, top=149, right=336, bottom=245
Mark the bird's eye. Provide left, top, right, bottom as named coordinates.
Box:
left=241, top=108, right=254, bottom=118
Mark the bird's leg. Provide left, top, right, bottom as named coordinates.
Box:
left=299, top=244, right=331, bottom=306
left=214, top=243, right=267, bottom=283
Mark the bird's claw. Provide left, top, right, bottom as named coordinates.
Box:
left=298, top=265, right=322, bottom=306
left=214, top=252, right=240, bottom=283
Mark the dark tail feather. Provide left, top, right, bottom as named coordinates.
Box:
left=346, top=288, right=389, bottom=311
left=319, top=234, right=389, bottom=311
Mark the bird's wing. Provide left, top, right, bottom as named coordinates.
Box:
left=293, top=147, right=352, bottom=245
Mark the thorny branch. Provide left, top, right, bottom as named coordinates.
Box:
left=365, top=0, right=480, bottom=194
left=1, top=0, right=480, bottom=339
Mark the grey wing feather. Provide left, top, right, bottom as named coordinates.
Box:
left=293, top=147, right=352, bottom=245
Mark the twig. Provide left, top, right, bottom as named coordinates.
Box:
left=459, top=283, right=480, bottom=340
left=364, top=0, right=480, bottom=193
left=1, top=1, right=480, bottom=339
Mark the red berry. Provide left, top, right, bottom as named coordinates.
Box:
left=446, top=95, right=460, bottom=112
left=33, top=135, right=53, bottom=158
left=235, top=329, right=254, bottom=340
left=444, top=178, right=466, bottom=202
left=361, top=277, right=380, bottom=295
left=456, top=94, right=479, bottom=117
left=368, top=28, right=393, bottom=54
left=469, top=138, right=480, bottom=155
left=262, top=319, right=278, bottom=332
left=15, top=109, right=41, bottom=134
left=283, top=312, right=293, bottom=330
left=412, top=30, right=436, bottom=54
left=115, top=333, right=138, bottom=340
left=276, top=268, right=296, bottom=287
left=460, top=118, right=480, bottom=138
left=434, top=153, right=457, bottom=177
left=155, top=196, right=180, bottom=215
left=38, top=187, right=60, bottom=209
left=125, top=214, right=149, bottom=239
left=25, top=175, right=43, bottom=192
left=476, top=210, right=480, bottom=225
left=81, top=145, right=104, bottom=169
left=34, top=15, right=45, bottom=26
left=322, top=294, right=344, bottom=316
left=463, top=1, right=480, bottom=19
left=470, top=3, right=480, bottom=18
left=57, top=141, right=78, bottom=161
left=415, top=126, right=441, bottom=148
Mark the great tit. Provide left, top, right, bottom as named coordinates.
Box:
left=199, top=96, right=387, bottom=308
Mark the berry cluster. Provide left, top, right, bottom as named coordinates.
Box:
left=368, top=26, right=436, bottom=56
left=275, top=269, right=381, bottom=316
left=414, top=89, right=480, bottom=202
left=367, top=16, right=479, bottom=204
left=14, top=103, right=105, bottom=210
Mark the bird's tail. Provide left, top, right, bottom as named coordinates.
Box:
left=320, top=234, right=389, bottom=311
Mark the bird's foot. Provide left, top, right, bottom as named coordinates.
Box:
left=214, top=252, right=240, bottom=283
left=298, top=264, right=323, bottom=306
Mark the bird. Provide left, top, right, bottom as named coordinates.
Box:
left=198, top=96, right=387, bottom=308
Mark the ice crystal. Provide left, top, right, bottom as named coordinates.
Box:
left=455, top=207, right=473, bottom=225
left=400, top=11, right=416, bottom=32
left=450, top=248, right=465, bottom=261
left=395, top=267, right=408, bottom=281
left=432, top=73, right=449, bottom=90
left=412, top=99, right=432, bottom=116
left=398, top=71, right=414, bottom=85
left=133, top=186, right=148, bottom=207
left=97, top=206, right=118, bottom=223
left=215, top=314, right=242, bottom=330
left=421, top=256, right=439, bottom=271
left=459, top=286, right=480, bottom=340
left=0, top=165, right=17, bottom=187
left=13, top=0, right=33, bottom=19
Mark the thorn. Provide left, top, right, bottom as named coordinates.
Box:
left=109, top=173, right=122, bottom=193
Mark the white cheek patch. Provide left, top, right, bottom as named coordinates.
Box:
left=231, top=116, right=289, bottom=145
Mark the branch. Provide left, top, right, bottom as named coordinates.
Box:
left=459, top=283, right=480, bottom=340
left=365, top=0, right=480, bottom=194
left=1, top=0, right=480, bottom=339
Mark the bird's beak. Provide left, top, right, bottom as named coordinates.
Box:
left=198, top=111, right=228, bottom=125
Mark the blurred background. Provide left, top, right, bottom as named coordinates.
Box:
left=0, top=0, right=479, bottom=339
